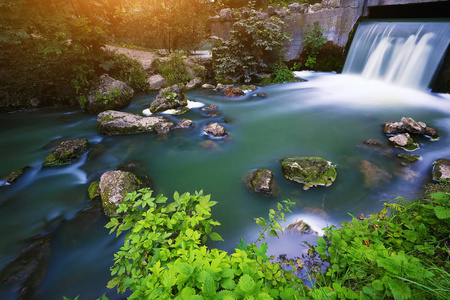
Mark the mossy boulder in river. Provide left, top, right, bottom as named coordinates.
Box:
left=42, top=138, right=90, bottom=168
left=149, top=84, right=187, bottom=114
left=281, top=157, right=337, bottom=190
left=83, top=74, right=134, bottom=114
left=432, top=159, right=450, bottom=181
left=244, top=169, right=277, bottom=195
left=99, top=170, right=141, bottom=217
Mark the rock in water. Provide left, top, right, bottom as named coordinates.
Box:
left=83, top=74, right=134, bottom=114
left=223, top=85, right=245, bottom=97
left=149, top=84, right=188, bottom=114
left=432, top=159, right=450, bottom=181
left=97, top=110, right=173, bottom=136
left=359, top=160, right=392, bottom=188
left=204, top=122, right=228, bottom=138
left=99, top=170, right=141, bottom=217
left=42, top=138, right=90, bottom=168
left=388, top=133, right=419, bottom=151
left=281, top=157, right=337, bottom=190
left=244, top=169, right=277, bottom=195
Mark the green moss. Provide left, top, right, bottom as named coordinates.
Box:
left=281, top=157, right=337, bottom=190
left=42, top=139, right=90, bottom=168
left=397, top=153, right=421, bottom=165
left=88, top=181, right=100, bottom=200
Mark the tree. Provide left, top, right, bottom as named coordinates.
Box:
left=116, top=0, right=212, bottom=52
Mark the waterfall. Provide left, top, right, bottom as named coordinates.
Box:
left=343, top=21, right=450, bottom=90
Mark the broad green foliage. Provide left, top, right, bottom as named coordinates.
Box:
left=105, top=189, right=304, bottom=299
left=314, top=187, right=450, bottom=299
left=212, top=9, right=291, bottom=83
left=301, top=22, right=327, bottom=69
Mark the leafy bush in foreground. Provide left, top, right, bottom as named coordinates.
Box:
left=100, top=180, right=449, bottom=299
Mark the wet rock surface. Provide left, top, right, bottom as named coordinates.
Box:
left=432, top=159, right=450, bottom=181
left=223, top=85, right=245, bottom=97
left=281, top=157, right=337, bottom=190
left=84, top=74, right=134, bottom=114
left=5, top=166, right=30, bottom=184
left=99, top=170, right=141, bottom=217
left=97, top=110, right=173, bottom=136
left=42, top=138, right=90, bottom=168
left=149, top=84, right=188, bottom=114
left=204, top=122, right=228, bottom=138
left=244, top=169, right=277, bottom=195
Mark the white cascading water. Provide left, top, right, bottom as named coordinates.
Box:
left=343, top=21, right=450, bottom=90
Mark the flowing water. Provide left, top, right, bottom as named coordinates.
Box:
left=1, top=20, right=450, bottom=300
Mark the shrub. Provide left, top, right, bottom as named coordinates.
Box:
left=212, top=9, right=291, bottom=83
left=153, top=54, right=192, bottom=86
left=300, top=22, right=327, bottom=69
left=271, top=62, right=295, bottom=84
left=105, top=188, right=303, bottom=299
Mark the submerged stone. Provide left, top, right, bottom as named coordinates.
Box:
left=359, top=160, right=392, bottom=188
left=286, top=219, right=317, bottom=235
left=244, top=169, right=277, bottom=195
left=42, top=138, right=90, bottom=168
left=175, top=119, right=194, bottom=129
left=99, top=170, right=141, bottom=217
left=281, top=157, right=337, bottom=190
left=432, top=159, right=450, bottom=181
left=397, top=153, right=421, bottom=165
left=204, top=122, right=228, bottom=138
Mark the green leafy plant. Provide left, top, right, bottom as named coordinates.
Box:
left=313, top=185, right=450, bottom=299
left=153, top=53, right=192, bottom=86
left=102, top=53, right=149, bottom=92
left=105, top=189, right=305, bottom=299
left=271, top=62, right=295, bottom=84
left=212, top=9, right=291, bottom=83
left=301, top=22, right=327, bottom=69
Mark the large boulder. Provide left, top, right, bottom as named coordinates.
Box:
left=99, top=170, right=141, bottom=217
left=43, top=138, right=90, bottom=168
left=97, top=110, right=173, bottom=136
left=149, top=84, right=188, bottom=114
left=83, top=74, right=134, bottom=114
left=244, top=169, right=277, bottom=195
left=204, top=122, right=228, bottom=138
left=432, top=159, right=450, bottom=181
left=382, top=117, right=438, bottom=139
left=281, top=157, right=337, bottom=190
left=359, top=160, right=392, bottom=188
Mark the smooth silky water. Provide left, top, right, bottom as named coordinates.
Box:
left=1, top=20, right=450, bottom=299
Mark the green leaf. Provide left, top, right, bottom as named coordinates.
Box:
left=221, top=277, right=236, bottom=290
left=203, top=273, right=216, bottom=297
left=387, top=278, right=412, bottom=300
left=238, top=274, right=256, bottom=294
left=209, top=232, right=224, bottom=241
left=434, top=206, right=450, bottom=219
left=177, top=263, right=194, bottom=277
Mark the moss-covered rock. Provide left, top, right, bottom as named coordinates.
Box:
left=281, top=157, right=337, bottom=190
left=432, top=159, right=450, bottom=181
left=388, top=133, right=419, bottom=151
left=397, top=153, right=421, bottom=165
left=42, top=138, right=90, bottom=168
left=149, top=84, right=187, bottom=114
left=83, top=74, right=134, bottom=114
left=88, top=181, right=100, bottom=200
left=99, top=170, right=141, bottom=217
left=6, top=166, right=30, bottom=184
left=244, top=169, right=277, bottom=195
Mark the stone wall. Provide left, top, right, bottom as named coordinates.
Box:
left=210, top=0, right=366, bottom=61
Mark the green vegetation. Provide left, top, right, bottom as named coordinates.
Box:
left=98, top=178, right=450, bottom=299
left=271, top=62, right=295, bottom=84
left=300, top=22, right=327, bottom=69
left=153, top=54, right=192, bottom=86
left=212, top=9, right=291, bottom=83
left=115, top=0, right=212, bottom=52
